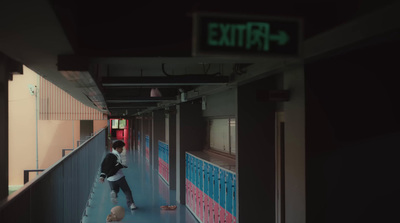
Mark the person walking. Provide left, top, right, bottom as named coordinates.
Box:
left=99, top=140, right=137, bottom=210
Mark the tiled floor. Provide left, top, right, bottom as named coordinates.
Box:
left=83, top=149, right=198, bottom=223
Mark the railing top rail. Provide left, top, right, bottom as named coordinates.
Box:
left=23, top=169, right=45, bottom=172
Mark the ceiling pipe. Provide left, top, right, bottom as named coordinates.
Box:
left=161, top=63, right=221, bottom=76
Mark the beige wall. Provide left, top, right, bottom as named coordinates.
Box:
left=8, top=66, right=37, bottom=186
left=9, top=66, right=108, bottom=186
left=94, top=120, right=108, bottom=134
left=38, top=120, right=79, bottom=169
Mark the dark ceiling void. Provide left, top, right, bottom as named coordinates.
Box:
left=50, top=0, right=365, bottom=56
left=305, top=35, right=400, bottom=143
left=47, top=0, right=389, bottom=117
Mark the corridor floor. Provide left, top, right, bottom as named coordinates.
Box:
left=83, top=149, right=198, bottom=223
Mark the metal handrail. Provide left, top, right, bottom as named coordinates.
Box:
left=0, top=128, right=107, bottom=223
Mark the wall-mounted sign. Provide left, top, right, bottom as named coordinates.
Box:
left=192, top=13, right=302, bottom=57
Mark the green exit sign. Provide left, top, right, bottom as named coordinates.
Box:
left=192, top=13, right=302, bottom=57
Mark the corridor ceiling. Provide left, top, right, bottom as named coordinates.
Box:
left=0, top=0, right=365, bottom=117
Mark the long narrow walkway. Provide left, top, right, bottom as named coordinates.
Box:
left=84, top=148, right=198, bottom=223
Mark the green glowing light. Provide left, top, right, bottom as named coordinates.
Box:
left=207, top=22, right=289, bottom=52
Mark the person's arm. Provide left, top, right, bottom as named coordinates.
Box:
left=99, top=153, right=117, bottom=182
left=99, top=156, right=108, bottom=183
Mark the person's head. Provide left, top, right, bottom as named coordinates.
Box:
left=112, top=140, right=125, bottom=154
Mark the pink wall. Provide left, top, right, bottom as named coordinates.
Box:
left=38, top=120, right=79, bottom=169
left=94, top=120, right=108, bottom=134
left=9, top=66, right=108, bottom=186
left=8, top=66, right=37, bottom=186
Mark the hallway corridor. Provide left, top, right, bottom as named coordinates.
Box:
left=84, top=149, right=198, bottom=223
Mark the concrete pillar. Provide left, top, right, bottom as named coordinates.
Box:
left=145, top=114, right=152, bottom=166
left=0, top=54, right=8, bottom=201
left=152, top=110, right=165, bottom=172
left=283, top=67, right=305, bottom=223
left=167, top=110, right=177, bottom=190
left=128, top=118, right=135, bottom=151
left=0, top=53, right=22, bottom=201
left=135, top=117, right=141, bottom=150
left=237, top=75, right=277, bottom=222
left=133, top=118, right=137, bottom=150
left=140, top=116, right=144, bottom=151
left=176, top=99, right=206, bottom=204
left=151, top=113, right=155, bottom=168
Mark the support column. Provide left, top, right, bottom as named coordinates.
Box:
left=176, top=99, right=205, bottom=204
left=152, top=110, right=165, bottom=172
left=134, top=117, right=141, bottom=150
left=237, top=75, right=277, bottom=222
left=168, top=110, right=177, bottom=190
left=146, top=114, right=152, bottom=166
left=283, top=67, right=306, bottom=223
left=0, top=52, right=22, bottom=201
left=140, top=116, right=144, bottom=151
left=129, top=117, right=133, bottom=150
left=0, top=54, right=8, bottom=201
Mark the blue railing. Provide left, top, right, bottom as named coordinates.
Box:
left=0, top=128, right=107, bottom=223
